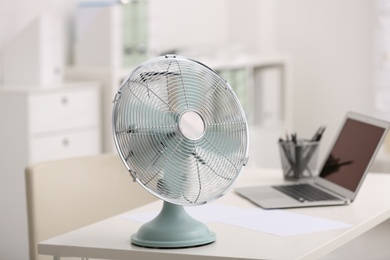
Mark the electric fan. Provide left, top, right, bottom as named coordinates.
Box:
left=112, top=54, right=249, bottom=248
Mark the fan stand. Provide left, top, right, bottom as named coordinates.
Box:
left=131, top=201, right=216, bottom=248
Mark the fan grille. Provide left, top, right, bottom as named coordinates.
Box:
left=113, top=55, right=249, bottom=206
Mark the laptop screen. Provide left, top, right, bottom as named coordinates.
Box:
left=319, top=118, right=386, bottom=192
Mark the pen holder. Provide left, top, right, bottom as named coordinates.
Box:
left=279, top=140, right=320, bottom=181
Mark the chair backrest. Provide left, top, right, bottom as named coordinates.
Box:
left=25, top=153, right=157, bottom=260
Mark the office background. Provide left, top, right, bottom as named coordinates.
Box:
left=0, top=0, right=389, bottom=259
left=1, top=0, right=389, bottom=160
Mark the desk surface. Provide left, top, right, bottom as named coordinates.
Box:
left=38, top=169, right=390, bottom=260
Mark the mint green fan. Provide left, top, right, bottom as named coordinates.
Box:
left=112, top=54, right=249, bottom=248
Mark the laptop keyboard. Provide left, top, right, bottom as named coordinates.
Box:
left=273, top=184, right=339, bottom=202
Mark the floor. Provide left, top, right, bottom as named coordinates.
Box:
left=321, top=218, right=390, bottom=259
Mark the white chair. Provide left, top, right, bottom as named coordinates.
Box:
left=25, top=153, right=157, bottom=260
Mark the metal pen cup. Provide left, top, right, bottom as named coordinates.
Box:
left=279, top=140, right=320, bottom=181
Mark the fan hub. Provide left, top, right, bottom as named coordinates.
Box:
left=178, top=110, right=205, bottom=140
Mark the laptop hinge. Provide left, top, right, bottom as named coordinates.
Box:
left=314, top=182, right=346, bottom=199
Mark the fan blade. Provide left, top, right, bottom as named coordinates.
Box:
left=113, top=55, right=249, bottom=206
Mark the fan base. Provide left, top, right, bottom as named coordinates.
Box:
left=131, top=201, right=216, bottom=248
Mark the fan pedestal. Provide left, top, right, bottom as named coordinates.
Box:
left=131, top=201, right=216, bottom=248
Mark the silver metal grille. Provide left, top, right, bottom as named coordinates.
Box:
left=112, top=55, right=249, bottom=206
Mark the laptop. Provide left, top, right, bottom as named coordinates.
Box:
left=236, top=111, right=390, bottom=209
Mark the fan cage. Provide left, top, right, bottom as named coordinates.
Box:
left=112, top=55, right=249, bottom=206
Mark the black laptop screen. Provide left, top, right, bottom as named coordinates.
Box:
left=319, top=118, right=385, bottom=192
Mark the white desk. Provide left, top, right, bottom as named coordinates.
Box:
left=38, top=169, right=390, bottom=260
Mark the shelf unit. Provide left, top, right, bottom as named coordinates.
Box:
left=66, top=55, right=291, bottom=169
left=203, top=55, right=292, bottom=128
left=0, top=82, right=102, bottom=260
left=202, top=55, right=292, bottom=169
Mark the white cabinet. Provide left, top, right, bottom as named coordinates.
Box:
left=65, top=67, right=121, bottom=152
left=0, top=82, right=101, bottom=260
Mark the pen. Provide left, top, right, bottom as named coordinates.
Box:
left=291, top=133, right=297, bottom=144
left=311, top=126, right=326, bottom=141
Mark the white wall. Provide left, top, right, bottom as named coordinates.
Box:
left=148, top=0, right=228, bottom=55
left=274, top=0, right=376, bottom=159
left=147, top=0, right=269, bottom=57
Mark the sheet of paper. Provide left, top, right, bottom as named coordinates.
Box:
left=219, top=208, right=351, bottom=236
left=122, top=203, right=351, bottom=236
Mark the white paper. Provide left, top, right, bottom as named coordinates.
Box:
left=122, top=203, right=351, bottom=237
left=219, top=208, right=351, bottom=236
